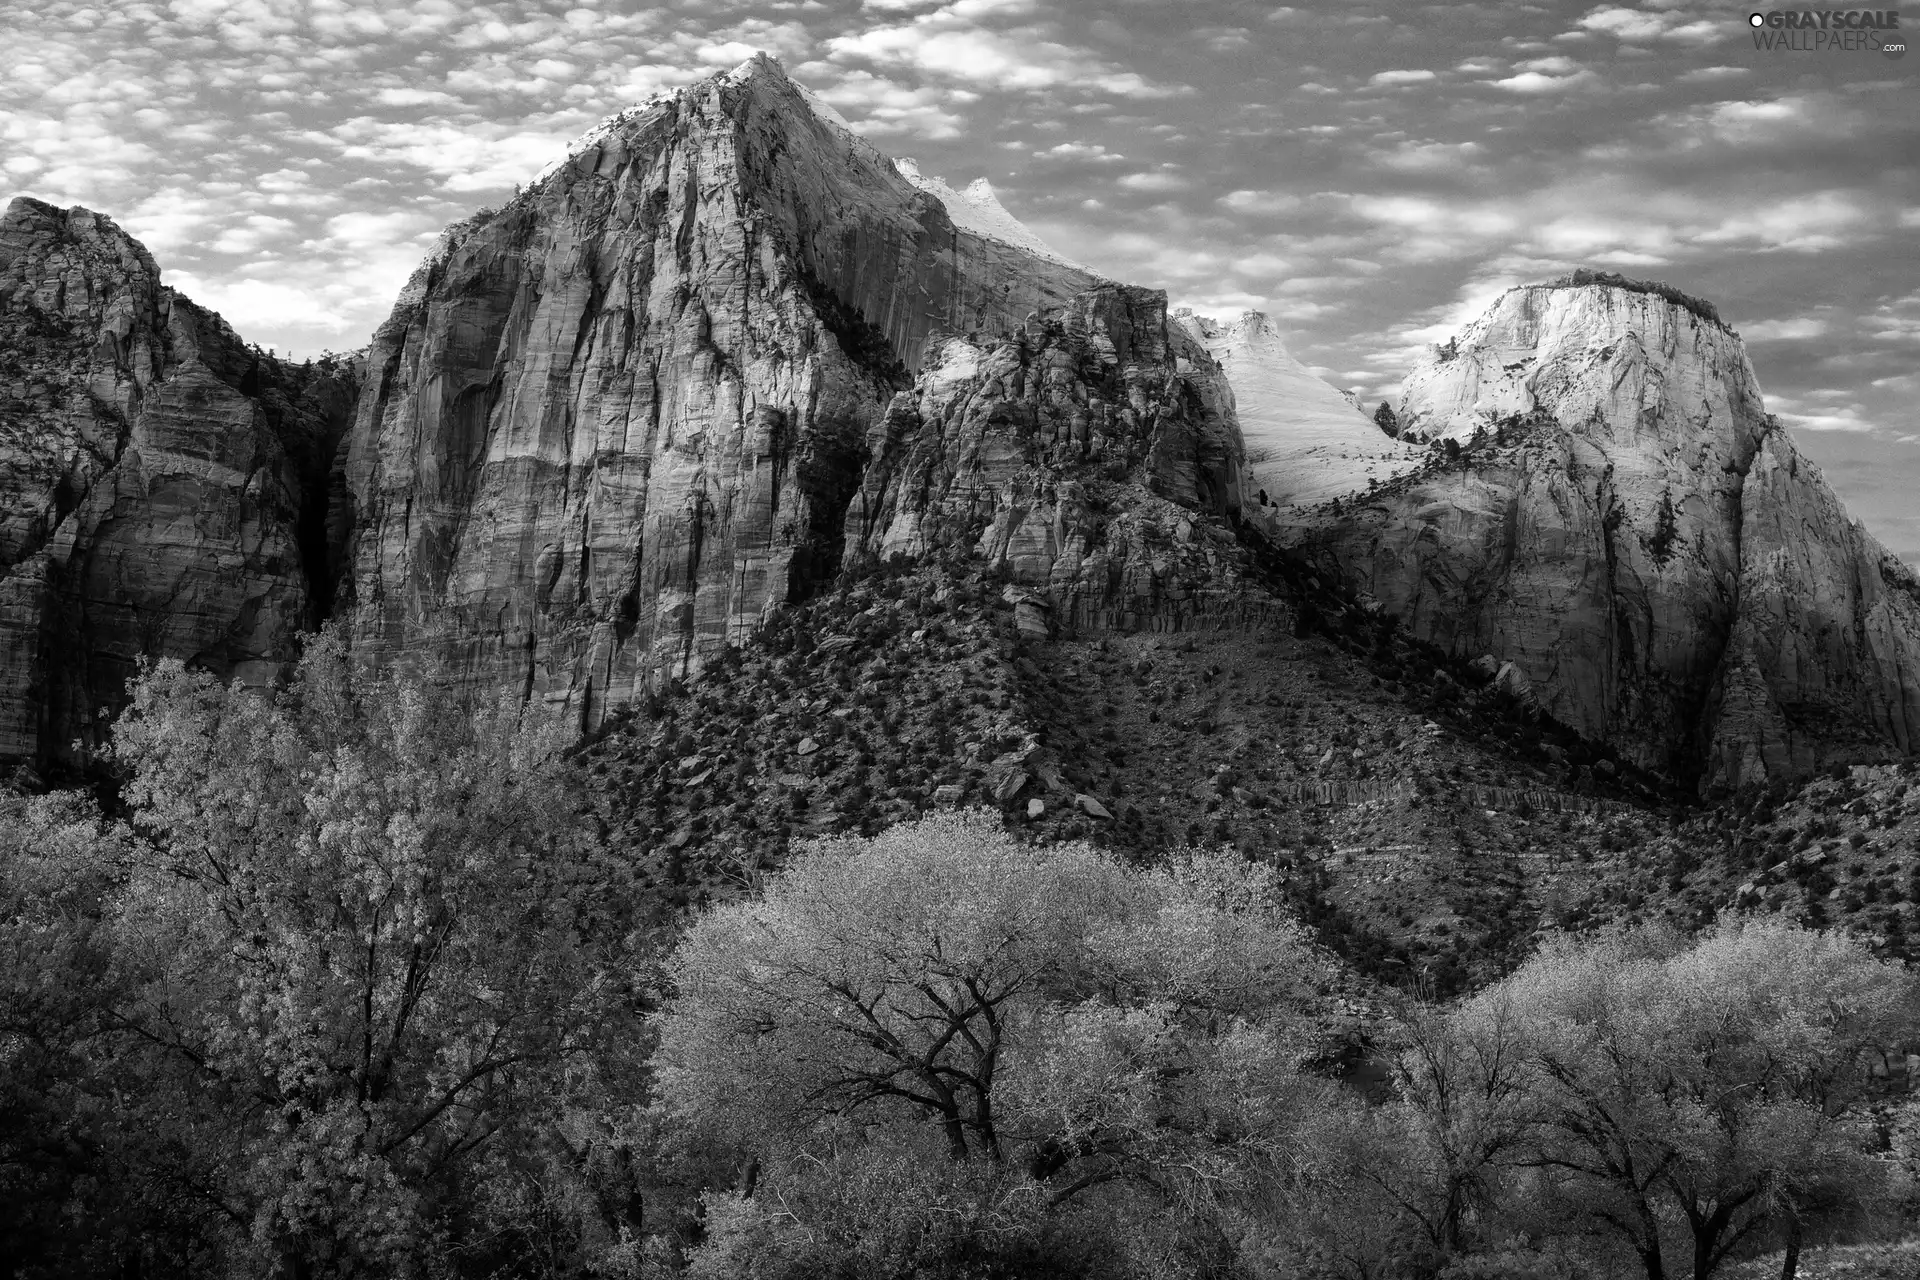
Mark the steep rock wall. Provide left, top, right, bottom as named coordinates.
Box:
left=1275, top=281, right=1918, bottom=787
left=1705, top=431, right=1920, bottom=786
left=336, top=57, right=1114, bottom=724
left=0, top=196, right=356, bottom=767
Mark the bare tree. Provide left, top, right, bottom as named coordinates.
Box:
left=1472, top=922, right=1914, bottom=1280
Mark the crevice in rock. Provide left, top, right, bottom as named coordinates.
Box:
left=785, top=429, right=869, bottom=604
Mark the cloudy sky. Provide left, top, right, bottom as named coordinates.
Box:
left=6, top=0, right=1916, bottom=562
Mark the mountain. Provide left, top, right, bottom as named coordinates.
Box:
left=332, top=54, right=1249, bottom=727
left=1, top=59, right=1914, bottom=807
left=1174, top=308, right=1422, bottom=512
left=1277, top=276, right=1920, bottom=791
left=0, top=197, right=355, bottom=768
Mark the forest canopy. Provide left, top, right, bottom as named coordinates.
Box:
left=1, top=630, right=1915, bottom=1279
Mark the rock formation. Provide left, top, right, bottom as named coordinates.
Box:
left=1705, top=432, right=1920, bottom=786
left=0, top=196, right=355, bottom=768
left=335, top=55, right=1261, bottom=726
left=850, top=286, right=1278, bottom=636
left=1173, top=309, right=1421, bottom=513
left=1277, top=279, right=1920, bottom=788
left=5, top=63, right=1912, bottom=796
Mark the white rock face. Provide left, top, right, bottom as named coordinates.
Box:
left=1174, top=310, right=1421, bottom=512
left=893, top=159, right=1093, bottom=275
left=1285, top=281, right=1920, bottom=789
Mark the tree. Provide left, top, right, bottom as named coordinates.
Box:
left=651, top=812, right=1327, bottom=1227
left=1472, top=921, right=1914, bottom=1280
left=0, top=789, right=142, bottom=1273
left=1374, top=402, right=1399, bottom=437
left=98, top=625, right=649, bottom=1276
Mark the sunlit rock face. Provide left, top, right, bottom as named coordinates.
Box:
left=1279, top=281, right=1920, bottom=789
left=1174, top=309, right=1421, bottom=514
left=335, top=55, right=1146, bottom=726
left=0, top=197, right=355, bottom=767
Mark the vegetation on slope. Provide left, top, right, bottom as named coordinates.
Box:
left=1541, top=268, right=1730, bottom=330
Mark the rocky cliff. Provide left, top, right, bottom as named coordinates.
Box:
left=7, top=69, right=1910, bottom=797
left=849, top=286, right=1275, bottom=636
left=335, top=55, right=1263, bottom=725
left=1276, top=279, right=1920, bottom=788
left=0, top=197, right=355, bottom=768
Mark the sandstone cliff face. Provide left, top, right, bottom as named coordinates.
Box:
left=850, top=286, right=1277, bottom=635
left=1276, top=281, right=1919, bottom=787
left=1705, top=432, right=1920, bottom=786
left=336, top=56, right=1207, bottom=726
left=0, top=197, right=354, bottom=767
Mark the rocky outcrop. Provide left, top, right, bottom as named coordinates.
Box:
left=0, top=197, right=354, bottom=767
left=1276, top=280, right=1920, bottom=788
left=1704, top=432, right=1920, bottom=786
left=849, top=286, right=1282, bottom=634
left=1173, top=309, right=1421, bottom=513
left=336, top=56, right=1228, bottom=727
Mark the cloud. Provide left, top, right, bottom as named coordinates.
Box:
left=813, top=70, right=974, bottom=138
left=1675, top=65, right=1748, bottom=82
left=1741, top=318, right=1829, bottom=341
left=1490, top=69, right=1595, bottom=93
left=1217, top=189, right=1302, bottom=213
left=1117, top=170, right=1188, bottom=192
left=1693, top=191, right=1869, bottom=253
left=1514, top=56, right=1581, bottom=74
left=1037, top=141, right=1121, bottom=161
left=1369, top=69, right=1437, bottom=87
left=1577, top=6, right=1722, bottom=45
left=1775, top=407, right=1882, bottom=433
left=1373, top=140, right=1484, bottom=173
left=824, top=2, right=1175, bottom=97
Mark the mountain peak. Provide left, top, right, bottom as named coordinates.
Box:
left=1400, top=278, right=1754, bottom=446
left=721, top=50, right=789, bottom=86
left=893, top=159, right=1093, bottom=272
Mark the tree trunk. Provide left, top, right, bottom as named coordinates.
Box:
left=943, top=1115, right=969, bottom=1161
left=1779, top=1216, right=1801, bottom=1280
left=1639, top=1243, right=1666, bottom=1280
left=1693, top=1204, right=1732, bottom=1280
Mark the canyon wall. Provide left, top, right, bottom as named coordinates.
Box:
left=0, top=197, right=354, bottom=767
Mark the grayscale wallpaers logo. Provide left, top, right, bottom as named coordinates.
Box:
left=1747, top=9, right=1906, bottom=57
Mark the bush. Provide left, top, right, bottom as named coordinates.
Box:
left=1543, top=268, right=1727, bottom=329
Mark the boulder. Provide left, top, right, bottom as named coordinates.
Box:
left=1075, top=793, right=1113, bottom=820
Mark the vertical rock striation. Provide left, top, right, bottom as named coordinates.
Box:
left=335, top=55, right=1114, bottom=724
left=1276, top=279, right=1919, bottom=788
left=0, top=196, right=355, bottom=768
left=1706, top=432, right=1920, bottom=786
